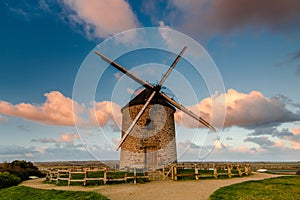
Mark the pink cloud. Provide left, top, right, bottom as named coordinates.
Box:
left=36, top=133, right=80, bottom=144
left=292, top=127, right=300, bottom=135
left=290, top=141, right=300, bottom=150
left=0, top=91, right=120, bottom=128
left=1, top=89, right=298, bottom=131
left=175, top=89, right=299, bottom=128
left=274, top=140, right=288, bottom=149
left=55, top=133, right=80, bottom=143
left=62, top=0, right=139, bottom=39
left=89, top=101, right=122, bottom=128
left=290, top=127, right=300, bottom=149
left=235, top=145, right=255, bottom=153
left=0, top=91, right=83, bottom=126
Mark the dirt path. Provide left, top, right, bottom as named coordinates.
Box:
left=21, top=172, right=283, bottom=200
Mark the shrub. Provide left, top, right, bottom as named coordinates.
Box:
left=0, top=172, right=21, bottom=189
left=0, top=160, right=43, bottom=181
left=0, top=160, right=44, bottom=181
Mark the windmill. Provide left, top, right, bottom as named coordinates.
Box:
left=95, top=47, right=216, bottom=171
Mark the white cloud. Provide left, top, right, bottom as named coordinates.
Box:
left=0, top=145, right=38, bottom=156
left=177, top=136, right=298, bottom=161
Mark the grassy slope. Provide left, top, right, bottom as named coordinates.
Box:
left=0, top=186, right=108, bottom=200
left=210, top=176, right=300, bottom=200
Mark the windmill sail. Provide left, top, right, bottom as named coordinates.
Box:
left=94, top=51, right=154, bottom=90
left=160, top=92, right=216, bottom=132
left=95, top=46, right=216, bottom=151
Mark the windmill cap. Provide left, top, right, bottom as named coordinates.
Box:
left=121, top=88, right=176, bottom=112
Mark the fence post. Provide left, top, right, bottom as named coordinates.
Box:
left=213, top=164, right=218, bottom=179
left=194, top=164, right=199, bottom=180
left=244, top=164, right=249, bottom=175
left=84, top=169, right=87, bottom=186
left=124, top=173, right=127, bottom=183
left=134, top=168, right=137, bottom=184
left=56, top=171, right=60, bottom=185
left=104, top=168, right=107, bottom=184
left=49, top=170, right=52, bottom=182
left=237, top=164, right=242, bottom=176
left=68, top=170, right=71, bottom=186
left=248, top=164, right=251, bottom=174
left=227, top=164, right=232, bottom=178
left=174, top=165, right=177, bottom=181
left=171, top=164, right=174, bottom=180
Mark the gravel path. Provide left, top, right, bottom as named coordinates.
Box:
left=21, top=172, right=283, bottom=200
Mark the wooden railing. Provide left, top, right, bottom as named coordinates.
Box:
left=46, top=167, right=149, bottom=185
left=46, top=163, right=251, bottom=185
left=168, top=163, right=251, bottom=180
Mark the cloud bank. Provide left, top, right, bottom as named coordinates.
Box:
left=167, top=0, right=300, bottom=37
left=32, top=133, right=80, bottom=144
left=175, top=89, right=300, bottom=129
left=248, top=126, right=300, bottom=150
left=0, top=91, right=83, bottom=126
left=0, top=89, right=299, bottom=129
left=176, top=137, right=298, bottom=161
left=0, top=91, right=121, bottom=128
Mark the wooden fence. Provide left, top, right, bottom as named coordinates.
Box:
left=46, top=163, right=251, bottom=185
left=46, top=167, right=149, bottom=185
left=167, top=163, right=251, bottom=181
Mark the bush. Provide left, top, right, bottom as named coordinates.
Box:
left=0, top=172, right=21, bottom=189
left=0, top=160, right=43, bottom=181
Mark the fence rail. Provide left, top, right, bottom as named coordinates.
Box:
left=46, top=163, right=251, bottom=185
left=46, top=167, right=149, bottom=185
left=168, top=163, right=251, bottom=180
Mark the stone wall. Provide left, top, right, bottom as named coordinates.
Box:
left=120, top=103, right=177, bottom=170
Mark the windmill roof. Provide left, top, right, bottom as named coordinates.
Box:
left=121, top=89, right=175, bottom=112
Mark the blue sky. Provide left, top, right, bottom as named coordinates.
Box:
left=0, top=0, right=300, bottom=162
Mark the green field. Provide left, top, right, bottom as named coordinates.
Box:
left=0, top=186, right=108, bottom=200
left=210, top=176, right=300, bottom=200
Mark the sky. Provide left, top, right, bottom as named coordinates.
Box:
left=0, top=0, right=300, bottom=163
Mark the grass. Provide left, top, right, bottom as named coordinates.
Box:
left=209, top=176, right=300, bottom=200
left=0, top=186, right=108, bottom=200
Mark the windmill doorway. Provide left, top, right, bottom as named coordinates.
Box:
left=144, top=146, right=157, bottom=170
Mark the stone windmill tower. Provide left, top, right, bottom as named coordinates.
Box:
left=95, top=47, right=216, bottom=171
left=120, top=88, right=177, bottom=170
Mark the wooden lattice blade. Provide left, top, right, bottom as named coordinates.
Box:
left=160, top=92, right=216, bottom=132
